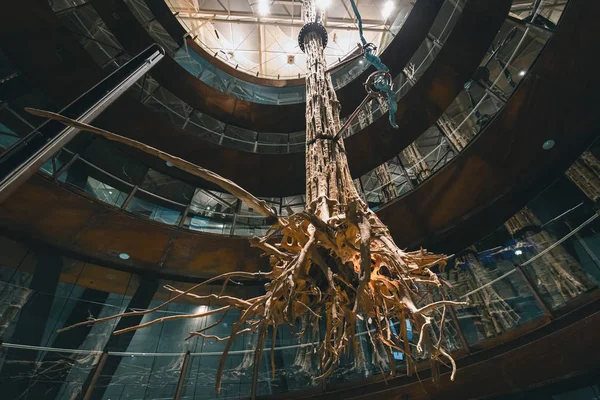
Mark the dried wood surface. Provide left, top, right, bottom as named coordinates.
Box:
left=29, top=0, right=467, bottom=390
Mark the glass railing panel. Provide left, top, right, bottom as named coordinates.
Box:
left=185, top=112, right=223, bottom=145
left=57, top=5, right=125, bottom=68
left=184, top=211, right=234, bottom=235
left=0, top=283, right=128, bottom=351
left=78, top=139, right=149, bottom=185
left=0, top=130, right=20, bottom=150
left=256, top=132, right=290, bottom=154
left=431, top=0, right=467, bottom=45
left=54, top=149, right=74, bottom=174
left=514, top=205, right=600, bottom=311
left=125, top=0, right=154, bottom=26
left=233, top=216, right=271, bottom=237
left=449, top=251, right=547, bottom=347
left=58, top=158, right=131, bottom=207
left=146, top=20, right=180, bottom=54
left=50, top=0, right=89, bottom=13
left=95, top=354, right=183, bottom=399
left=140, top=168, right=195, bottom=205
left=126, top=190, right=184, bottom=226
left=144, top=86, right=193, bottom=129
left=0, top=345, right=103, bottom=399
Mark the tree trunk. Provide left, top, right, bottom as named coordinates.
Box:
left=49, top=0, right=464, bottom=389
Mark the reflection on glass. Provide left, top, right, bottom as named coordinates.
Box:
left=59, top=159, right=129, bottom=208
left=126, top=195, right=182, bottom=226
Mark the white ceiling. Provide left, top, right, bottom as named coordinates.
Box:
left=167, top=0, right=413, bottom=78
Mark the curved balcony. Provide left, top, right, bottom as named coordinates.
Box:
left=0, top=0, right=574, bottom=213
left=2, top=0, right=600, bottom=397
left=0, top=181, right=599, bottom=398
left=48, top=0, right=456, bottom=153
left=78, top=0, right=451, bottom=133
left=146, top=0, right=449, bottom=119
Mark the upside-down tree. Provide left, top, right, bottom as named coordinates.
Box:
left=27, top=0, right=466, bottom=392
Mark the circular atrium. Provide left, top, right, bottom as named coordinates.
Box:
left=0, top=0, right=599, bottom=399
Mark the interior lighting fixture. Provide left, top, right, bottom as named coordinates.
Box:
left=108, top=191, right=113, bottom=194
left=381, top=0, right=394, bottom=19
left=258, top=0, right=269, bottom=16
left=543, top=139, right=555, bottom=150
left=317, top=0, right=331, bottom=10
left=515, top=249, right=523, bottom=256
left=119, top=253, right=130, bottom=260
left=519, top=70, right=526, bottom=76
left=166, top=161, right=174, bottom=167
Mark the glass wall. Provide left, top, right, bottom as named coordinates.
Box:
left=1, top=164, right=599, bottom=398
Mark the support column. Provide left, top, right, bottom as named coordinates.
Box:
left=453, top=248, right=519, bottom=340
left=565, top=151, right=600, bottom=203
left=505, top=207, right=589, bottom=309
left=78, top=277, right=159, bottom=400
left=0, top=246, right=64, bottom=399
left=26, top=288, right=111, bottom=399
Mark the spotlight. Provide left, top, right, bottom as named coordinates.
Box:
left=119, top=253, right=130, bottom=260
left=519, top=70, right=526, bottom=77
left=166, top=161, right=174, bottom=167
left=515, top=250, right=523, bottom=256
left=542, top=139, right=555, bottom=150
left=108, top=191, right=113, bottom=195
left=258, top=0, right=269, bottom=16
left=382, top=0, right=394, bottom=19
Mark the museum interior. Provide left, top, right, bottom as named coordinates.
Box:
left=0, top=0, right=600, bottom=399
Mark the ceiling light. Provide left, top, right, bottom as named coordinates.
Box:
left=317, top=0, right=331, bottom=10
left=359, top=59, right=364, bottom=64
left=165, top=161, right=174, bottom=167
left=382, top=0, right=395, bottom=19
left=258, top=0, right=269, bottom=16
left=543, top=139, right=555, bottom=150
left=515, top=250, right=523, bottom=256
left=119, top=253, right=130, bottom=260
left=108, top=191, right=113, bottom=195
left=519, top=70, right=526, bottom=76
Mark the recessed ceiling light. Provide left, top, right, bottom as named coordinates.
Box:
left=543, top=139, right=555, bottom=150
left=519, top=70, right=526, bottom=76
left=119, top=253, right=130, bottom=260
left=515, top=250, right=523, bottom=256
left=165, top=161, right=174, bottom=167
left=382, top=0, right=394, bottom=19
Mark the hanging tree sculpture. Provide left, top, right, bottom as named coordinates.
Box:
left=26, top=0, right=467, bottom=391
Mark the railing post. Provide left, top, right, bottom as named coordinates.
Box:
left=440, top=287, right=471, bottom=354
left=54, top=153, right=80, bottom=181
left=396, top=155, right=414, bottom=189
left=173, top=351, right=191, bottom=400
left=230, top=199, right=242, bottom=235
left=82, top=351, right=108, bottom=400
